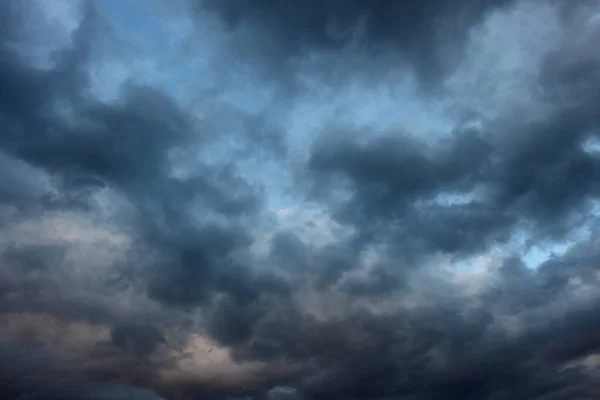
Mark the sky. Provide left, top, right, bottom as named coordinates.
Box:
left=1, top=0, right=600, bottom=399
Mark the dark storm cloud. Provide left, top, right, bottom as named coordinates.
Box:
left=0, top=3, right=300, bottom=398
left=2, top=0, right=600, bottom=399
left=306, top=80, right=600, bottom=261
left=269, top=230, right=368, bottom=291
left=227, top=246, right=600, bottom=400
left=307, top=129, right=500, bottom=255
left=110, top=322, right=166, bottom=358
left=0, top=0, right=268, bottom=308
left=0, top=1, right=275, bottom=395
left=3, top=244, right=68, bottom=271
left=0, top=342, right=166, bottom=400
left=195, top=2, right=600, bottom=398
left=200, top=0, right=517, bottom=87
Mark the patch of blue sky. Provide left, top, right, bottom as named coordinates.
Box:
left=452, top=212, right=598, bottom=277
left=93, top=0, right=190, bottom=98
left=289, top=74, right=455, bottom=151
left=582, top=135, right=600, bottom=155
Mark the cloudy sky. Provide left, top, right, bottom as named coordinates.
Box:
left=1, top=0, right=600, bottom=399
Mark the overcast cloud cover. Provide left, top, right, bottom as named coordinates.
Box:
left=1, top=0, right=600, bottom=399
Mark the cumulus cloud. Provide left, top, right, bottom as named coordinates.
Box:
left=1, top=0, right=600, bottom=399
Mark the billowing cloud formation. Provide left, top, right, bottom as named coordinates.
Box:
left=201, top=0, right=516, bottom=85
left=2, top=0, right=600, bottom=399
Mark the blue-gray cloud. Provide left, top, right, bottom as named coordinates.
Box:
left=1, top=1, right=600, bottom=400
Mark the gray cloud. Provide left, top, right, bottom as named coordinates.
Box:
left=200, top=0, right=517, bottom=87
left=0, top=342, right=166, bottom=400
left=1, top=0, right=600, bottom=399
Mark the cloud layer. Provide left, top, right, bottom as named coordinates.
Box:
left=1, top=0, right=600, bottom=399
